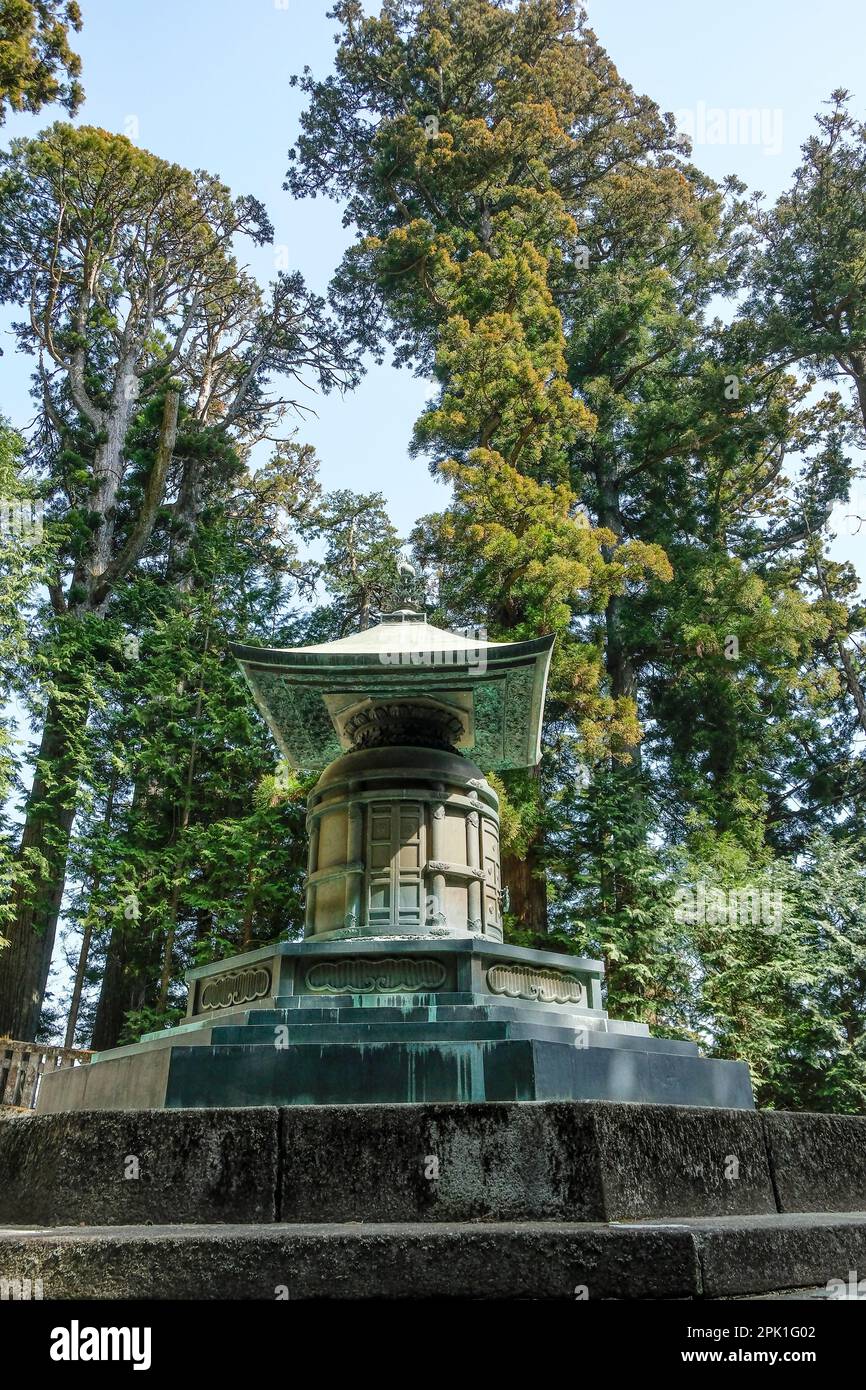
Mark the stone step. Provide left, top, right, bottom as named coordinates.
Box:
left=210, top=1019, right=582, bottom=1046
left=236, top=1000, right=599, bottom=1027
left=2, top=1213, right=865, bottom=1300
left=207, top=1018, right=698, bottom=1052
left=274, top=992, right=478, bottom=1010
left=206, top=1002, right=679, bottom=1043
left=262, top=995, right=619, bottom=1029
left=4, top=1101, right=864, bottom=1230
left=130, top=994, right=636, bottom=1057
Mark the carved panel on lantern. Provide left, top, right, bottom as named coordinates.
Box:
left=486, top=963, right=586, bottom=1006
left=200, top=966, right=272, bottom=1012
left=482, top=818, right=502, bottom=931
left=366, top=800, right=425, bottom=929
left=316, top=804, right=349, bottom=871
left=306, top=957, right=447, bottom=994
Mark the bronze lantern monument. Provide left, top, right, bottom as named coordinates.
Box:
left=38, top=602, right=752, bottom=1112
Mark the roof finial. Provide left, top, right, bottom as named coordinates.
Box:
left=376, top=553, right=426, bottom=623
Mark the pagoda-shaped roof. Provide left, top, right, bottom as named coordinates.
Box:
left=230, top=614, right=554, bottom=772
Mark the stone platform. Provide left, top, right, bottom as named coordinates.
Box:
left=36, top=937, right=753, bottom=1112
left=5, top=1215, right=866, bottom=1301
left=2, top=1102, right=866, bottom=1299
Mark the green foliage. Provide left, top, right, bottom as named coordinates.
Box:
left=315, top=489, right=404, bottom=633
left=0, top=120, right=357, bottom=1041
left=59, top=434, right=326, bottom=1043
left=680, top=835, right=866, bottom=1112
left=0, top=0, right=83, bottom=123
left=746, top=91, right=866, bottom=432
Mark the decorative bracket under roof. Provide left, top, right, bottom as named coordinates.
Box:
left=229, top=620, right=555, bottom=772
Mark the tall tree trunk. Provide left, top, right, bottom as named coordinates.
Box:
left=63, top=912, right=94, bottom=1050
left=90, top=918, right=161, bottom=1051
left=64, top=775, right=117, bottom=1048
left=89, top=779, right=154, bottom=1051
left=0, top=693, right=81, bottom=1039
left=833, top=634, right=866, bottom=738
left=89, top=922, right=127, bottom=1051
left=155, top=619, right=210, bottom=1012
left=598, top=472, right=642, bottom=767
left=501, top=844, right=548, bottom=933
left=1, top=391, right=179, bottom=1041
left=595, top=462, right=646, bottom=982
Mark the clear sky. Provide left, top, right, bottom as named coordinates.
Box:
left=1, top=0, right=866, bottom=556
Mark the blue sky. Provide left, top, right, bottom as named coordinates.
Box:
left=2, top=0, right=866, bottom=556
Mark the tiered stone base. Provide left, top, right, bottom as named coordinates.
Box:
left=2, top=1103, right=866, bottom=1299
left=35, top=937, right=753, bottom=1112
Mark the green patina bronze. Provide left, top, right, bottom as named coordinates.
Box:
left=37, top=601, right=755, bottom=1112
left=229, top=611, right=554, bottom=772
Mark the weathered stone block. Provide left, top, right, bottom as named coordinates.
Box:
left=762, top=1110, right=866, bottom=1213
left=681, top=1212, right=866, bottom=1298
left=592, top=1102, right=776, bottom=1220
left=278, top=1102, right=606, bottom=1222
left=0, top=1108, right=278, bottom=1226
left=278, top=1100, right=775, bottom=1223
left=0, top=1100, right=778, bottom=1228
left=0, top=1221, right=702, bottom=1300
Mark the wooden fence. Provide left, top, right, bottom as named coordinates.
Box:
left=0, top=1039, right=92, bottom=1110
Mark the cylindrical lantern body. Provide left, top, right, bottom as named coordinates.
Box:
left=304, top=744, right=502, bottom=941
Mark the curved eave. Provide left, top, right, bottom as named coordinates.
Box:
left=229, top=633, right=555, bottom=772
left=228, top=632, right=554, bottom=673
